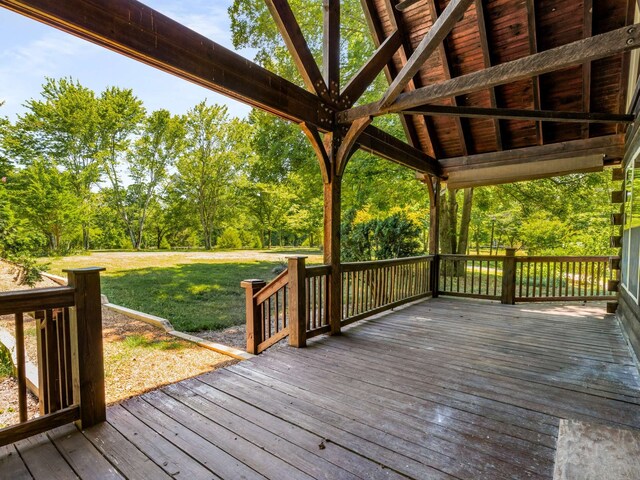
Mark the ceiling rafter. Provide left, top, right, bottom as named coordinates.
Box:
left=582, top=0, right=593, bottom=139
left=340, top=30, right=402, bottom=108
left=380, top=0, right=474, bottom=107
left=340, top=23, right=640, bottom=122
left=474, top=0, right=503, bottom=151
left=426, top=0, right=471, bottom=156
left=383, top=0, right=442, bottom=157
left=525, top=0, right=544, bottom=145
left=264, top=0, right=331, bottom=104
left=359, top=0, right=423, bottom=149
left=618, top=0, right=638, bottom=133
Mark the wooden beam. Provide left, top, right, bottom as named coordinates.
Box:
left=582, top=0, right=593, bottom=139
left=396, top=0, right=421, bottom=12
left=427, top=0, right=470, bottom=156
left=474, top=0, right=503, bottom=150
left=525, top=0, right=543, bottom=145
left=446, top=155, right=604, bottom=189
left=380, top=0, right=474, bottom=107
left=440, top=134, right=625, bottom=173
left=0, top=0, right=428, bottom=175
left=299, top=122, right=331, bottom=183
left=382, top=0, right=441, bottom=157
left=323, top=0, right=340, bottom=100
left=0, top=0, right=328, bottom=128
left=335, top=117, right=372, bottom=176
left=357, top=125, right=442, bottom=176
left=359, top=0, right=422, bottom=148
left=397, top=105, right=634, bottom=124
left=341, top=30, right=402, bottom=107
left=341, top=23, right=640, bottom=122
left=265, top=0, right=330, bottom=103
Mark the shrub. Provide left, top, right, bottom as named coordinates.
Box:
left=217, top=227, right=242, bottom=249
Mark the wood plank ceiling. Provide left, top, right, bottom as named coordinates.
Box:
left=366, top=0, right=636, bottom=161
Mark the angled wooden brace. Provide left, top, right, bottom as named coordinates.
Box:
left=300, top=122, right=331, bottom=183
left=265, top=0, right=331, bottom=103
left=335, top=117, right=373, bottom=177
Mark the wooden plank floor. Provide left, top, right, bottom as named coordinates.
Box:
left=3, top=298, right=640, bottom=479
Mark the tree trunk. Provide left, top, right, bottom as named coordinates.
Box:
left=457, top=188, right=473, bottom=255
left=456, top=188, right=473, bottom=276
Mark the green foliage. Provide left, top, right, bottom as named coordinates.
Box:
left=217, top=227, right=242, bottom=249
left=100, top=261, right=282, bottom=331
left=342, top=211, right=422, bottom=262
left=0, top=345, right=13, bottom=380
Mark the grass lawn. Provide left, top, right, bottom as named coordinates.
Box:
left=43, top=249, right=323, bottom=332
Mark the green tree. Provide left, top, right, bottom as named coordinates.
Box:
left=5, top=78, right=101, bottom=249
left=178, top=102, right=245, bottom=249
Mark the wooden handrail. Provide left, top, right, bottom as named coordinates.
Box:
left=341, top=255, right=434, bottom=271
left=0, top=287, right=75, bottom=315
left=254, top=268, right=288, bottom=304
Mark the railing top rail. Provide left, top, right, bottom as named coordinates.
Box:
left=253, top=268, right=288, bottom=304
left=305, top=265, right=331, bottom=277
left=0, top=286, right=75, bottom=315
left=439, top=254, right=505, bottom=261
left=516, top=255, right=614, bottom=262
left=341, top=255, right=434, bottom=272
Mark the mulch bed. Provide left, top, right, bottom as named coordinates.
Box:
left=0, top=259, right=238, bottom=429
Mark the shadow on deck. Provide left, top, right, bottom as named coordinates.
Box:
left=2, top=297, right=640, bottom=479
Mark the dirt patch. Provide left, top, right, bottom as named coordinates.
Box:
left=0, top=377, right=39, bottom=429
left=197, top=324, right=247, bottom=350
left=0, top=261, right=58, bottom=291
left=0, top=259, right=238, bottom=428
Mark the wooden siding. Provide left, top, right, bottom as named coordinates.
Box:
left=2, top=298, right=639, bottom=479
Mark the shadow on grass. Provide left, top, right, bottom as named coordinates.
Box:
left=101, top=261, right=280, bottom=332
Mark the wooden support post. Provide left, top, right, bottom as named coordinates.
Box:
left=288, top=256, right=307, bottom=348
left=427, top=177, right=441, bottom=297
left=324, top=176, right=342, bottom=334
left=64, top=267, right=106, bottom=430
left=501, top=248, right=517, bottom=305
left=241, top=279, right=267, bottom=355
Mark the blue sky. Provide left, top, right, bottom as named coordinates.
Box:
left=0, top=1, right=255, bottom=121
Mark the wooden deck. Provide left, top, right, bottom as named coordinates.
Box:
left=2, top=298, right=640, bottom=479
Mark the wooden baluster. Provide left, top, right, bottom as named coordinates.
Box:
left=545, top=262, right=550, bottom=298
left=305, top=277, right=311, bottom=330
left=572, top=262, right=576, bottom=297
left=241, top=279, right=266, bottom=355
left=518, top=261, right=523, bottom=298
left=14, top=312, right=27, bottom=423
left=532, top=262, right=537, bottom=298
left=311, top=276, right=317, bottom=328
left=470, top=260, right=475, bottom=294
left=283, top=287, right=288, bottom=329
left=493, top=261, right=498, bottom=297
left=596, top=261, right=601, bottom=296
left=578, top=262, right=582, bottom=297
left=590, top=261, right=595, bottom=296
left=288, top=256, right=306, bottom=348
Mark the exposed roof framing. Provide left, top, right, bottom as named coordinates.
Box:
left=474, top=0, right=502, bottom=151
left=1, top=0, right=637, bottom=186
left=342, top=23, right=640, bottom=122
left=0, top=0, right=436, bottom=175
left=525, top=0, right=544, bottom=145
left=426, top=0, right=471, bottom=156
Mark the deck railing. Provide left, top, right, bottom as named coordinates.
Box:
left=0, top=268, right=106, bottom=447
left=242, top=255, right=434, bottom=354
left=514, top=256, right=616, bottom=302
left=438, top=250, right=617, bottom=303
left=243, top=252, right=617, bottom=354
left=341, top=256, right=433, bottom=326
